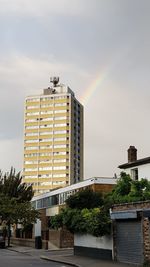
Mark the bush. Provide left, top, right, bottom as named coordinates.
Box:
left=50, top=207, right=111, bottom=237
left=66, top=189, right=103, bottom=209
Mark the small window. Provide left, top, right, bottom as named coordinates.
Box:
left=131, top=168, right=138, bottom=180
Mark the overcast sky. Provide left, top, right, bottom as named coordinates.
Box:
left=0, top=0, right=150, bottom=178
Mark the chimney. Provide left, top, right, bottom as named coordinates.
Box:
left=127, top=146, right=137, bottom=163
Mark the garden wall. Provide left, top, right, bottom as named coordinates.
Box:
left=74, top=233, right=112, bottom=260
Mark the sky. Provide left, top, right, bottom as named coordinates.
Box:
left=0, top=0, right=150, bottom=178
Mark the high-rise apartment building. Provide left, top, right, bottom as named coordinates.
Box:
left=23, top=77, right=83, bottom=195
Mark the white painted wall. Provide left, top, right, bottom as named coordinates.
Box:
left=124, top=163, right=150, bottom=181
left=34, top=219, right=41, bottom=237
left=74, top=233, right=112, bottom=250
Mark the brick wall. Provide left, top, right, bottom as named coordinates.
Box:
left=49, top=229, right=74, bottom=248
left=143, top=218, right=150, bottom=261
left=112, top=201, right=150, bottom=263
left=60, top=228, right=74, bottom=248
left=112, top=200, right=150, bottom=212
left=39, top=209, right=48, bottom=231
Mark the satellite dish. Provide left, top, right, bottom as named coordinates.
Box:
left=50, top=77, right=59, bottom=87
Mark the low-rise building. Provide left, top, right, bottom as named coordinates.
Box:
left=31, top=177, right=116, bottom=249
left=118, top=146, right=150, bottom=181
left=32, top=177, right=116, bottom=214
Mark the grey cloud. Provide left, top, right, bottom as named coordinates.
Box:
left=0, top=0, right=150, bottom=178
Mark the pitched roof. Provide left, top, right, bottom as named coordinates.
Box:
left=118, top=157, right=150, bottom=169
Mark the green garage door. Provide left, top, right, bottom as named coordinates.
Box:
left=116, top=220, right=143, bottom=265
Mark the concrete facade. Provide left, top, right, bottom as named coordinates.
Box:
left=23, top=79, right=84, bottom=195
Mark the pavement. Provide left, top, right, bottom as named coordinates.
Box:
left=7, top=245, right=135, bottom=267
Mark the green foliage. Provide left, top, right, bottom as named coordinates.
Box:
left=105, top=172, right=150, bottom=205
left=113, top=172, right=132, bottom=196
left=66, top=189, right=104, bottom=209
left=50, top=189, right=110, bottom=237
left=0, top=168, right=33, bottom=202
left=81, top=208, right=111, bottom=237
left=0, top=168, right=38, bottom=226
left=50, top=213, right=63, bottom=229
left=50, top=207, right=111, bottom=237
left=61, top=208, right=86, bottom=233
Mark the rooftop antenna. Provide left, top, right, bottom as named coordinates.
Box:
left=50, top=77, right=59, bottom=87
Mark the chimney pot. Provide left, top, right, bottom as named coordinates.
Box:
left=128, top=146, right=137, bottom=163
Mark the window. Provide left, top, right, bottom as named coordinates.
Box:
left=26, top=112, right=39, bottom=116
left=53, top=151, right=67, bottom=155
left=54, top=123, right=67, bottom=127
left=26, top=106, right=39, bottom=110
left=131, top=168, right=138, bottom=180
left=24, top=168, right=38, bottom=171
left=25, top=146, right=38, bottom=150
left=26, top=98, right=40, bottom=102
left=24, top=161, right=38, bottom=164
left=26, top=118, right=38, bottom=122
left=53, top=166, right=66, bottom=170
left=39, top=182, right=52, bottom=186
left=53, top=181, right=66, bottom=185
left=40, top=124, right=53, bottom=128
left=54, top=144, right=66, bottom=148
left=54, top=130, right=67, bottom=134
left=41, top=117, right=53, bottom=122
left=38, top=174, right=52, bottom=178
left=54, top=96, right=66, bottom=100
left=24, top=153, right=38, bottom=157
left=41, top=111, right=53, bottom=115
left=39, top=152, right=52, bottom=156
left=39, top=160, right=52, bottom=164
left=40, top=104, right=53, bottom=108
left=26, top=125, right=39, bottom=129
left=25, top=140, right=38, bottom=143
left=41, top=97, right=53, bottom=101
left=39, top=138, right=53, bottom=142
left=53, top=159, right=67, bottom=163
left=40, top=145, right=52, bottom=149
left=55, top=103, right=67, bottom=107
left=54, top=137, right=66, bottom=141
left=54, top=110, right=67, bottom=114
left=39, top=131, right=53, bottom=135
left=25, top=133, right=38, bottom=137
left=54, top=117, right=67, bottom=120
left=39, top=166, right=52, bottom=171
left=53, top=174, right=66, bottom=178
left=24, top=175, right=37, bottom=179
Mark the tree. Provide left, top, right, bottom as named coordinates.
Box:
left=66, top=189, right=104, bottom=209
left=50, top=189, right=111, bottom=237
left=0, top=168, right=38, bottom=246
left=105, top=172, right=150, bottom=205
left=0, top=168, right=33, bottom=202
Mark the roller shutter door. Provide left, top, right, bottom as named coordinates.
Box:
left=116, top=220, right=143, bottom=265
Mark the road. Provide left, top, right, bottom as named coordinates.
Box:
left=0, top=249, right=70, bottom=267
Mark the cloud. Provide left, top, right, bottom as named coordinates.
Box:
left=0, top=52, right=90, bottom=140
left=0, top=0, right=92, bottom=18
left=0, top=137, right=23, bottom=172
left=0, top=0, right=150, bottom=179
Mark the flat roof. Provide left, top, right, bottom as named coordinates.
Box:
left=32, top=177, right=116, bottom=201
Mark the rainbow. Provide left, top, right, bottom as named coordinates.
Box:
left=80, top=43, right=131, bottom=106
left=80, top=70, right=108, bottom=106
